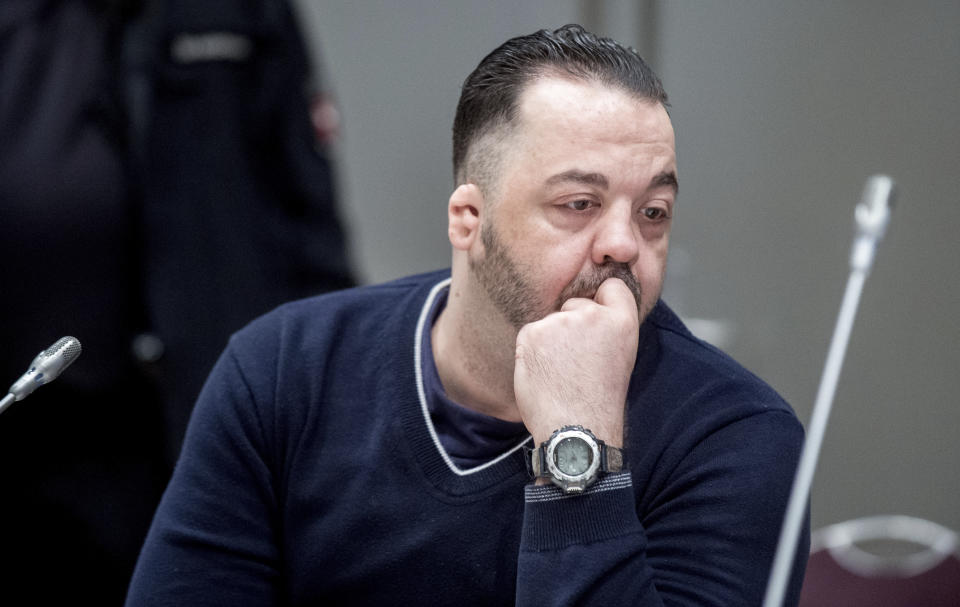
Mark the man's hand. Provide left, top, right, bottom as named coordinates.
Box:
left=514, top=277, right=640, bottom=448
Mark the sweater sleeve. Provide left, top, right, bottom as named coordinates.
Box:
left=125, top=342, right=282, bottom=606
left=516, top=410, right=809, bottom=606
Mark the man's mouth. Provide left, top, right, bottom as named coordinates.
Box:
left=554, top=263, right=643, bottom=312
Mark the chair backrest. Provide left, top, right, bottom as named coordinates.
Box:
left=799, top=515, right=960, bottom=607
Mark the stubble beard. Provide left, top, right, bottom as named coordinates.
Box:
left=470, top=220, right=645, bottom=331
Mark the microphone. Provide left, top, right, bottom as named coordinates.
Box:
left=762, top=175, right=896, bottom=607
left=0, top=336, right=83, bottom=415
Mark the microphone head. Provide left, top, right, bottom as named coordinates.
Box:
left=43, top=336, right=83, bottom=362
left=38, top=336, right=83, bottom=378
left=855, top=174, right=896, bottom=239
left=8, top=336, right=82, bottom=401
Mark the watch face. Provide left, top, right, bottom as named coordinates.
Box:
left=555, top=437, right=593, bottom=476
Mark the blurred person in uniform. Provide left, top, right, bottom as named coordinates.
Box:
left=0, top=0, right=354, bottom=603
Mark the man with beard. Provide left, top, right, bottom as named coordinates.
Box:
left=127, top=25, right=809, bottom=606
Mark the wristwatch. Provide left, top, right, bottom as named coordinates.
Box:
left=530, top=425, right=624, bottom=494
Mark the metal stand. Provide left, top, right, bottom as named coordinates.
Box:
left=0, top=393, right=15, bottom=416
left=762, top=175, right=895, bottom=607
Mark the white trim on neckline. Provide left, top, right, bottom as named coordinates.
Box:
left=413, top=277, right=532, bottom=477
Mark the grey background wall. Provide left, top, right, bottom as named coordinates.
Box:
left=294, top=1, right=960, bottom=534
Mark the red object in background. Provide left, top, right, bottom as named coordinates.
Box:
left=310, top=93, right=341, bottom=145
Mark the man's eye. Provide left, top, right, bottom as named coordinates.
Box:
left=642, top=207, right=670, bottom=221
left=565, top=199, right=594, bottom=211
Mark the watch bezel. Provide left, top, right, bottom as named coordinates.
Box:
left=544, top=426, right=602, bottom=493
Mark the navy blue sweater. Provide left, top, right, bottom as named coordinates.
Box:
left=127, top=270, right=808, bottom=605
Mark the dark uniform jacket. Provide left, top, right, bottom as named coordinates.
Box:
left=0, top=1, right=353, bottom=602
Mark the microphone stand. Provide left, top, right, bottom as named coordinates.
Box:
left=762, top=175, right=895, bottom=607
left=0, top=393, right=15, bottom=416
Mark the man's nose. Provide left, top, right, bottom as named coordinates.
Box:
left=592, top=208, right=640, bottom=266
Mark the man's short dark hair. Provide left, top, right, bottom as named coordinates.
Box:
left=452, top=24, right=668, bottom=188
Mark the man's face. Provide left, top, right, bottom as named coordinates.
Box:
left=469, top=76, right=678, bottom=330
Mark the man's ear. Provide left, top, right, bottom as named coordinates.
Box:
left=448, top=183, right=484, bottom=251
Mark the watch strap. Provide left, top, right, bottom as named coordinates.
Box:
left=530, top=445, right=548, bottom=478
left=601, top=443, right=624, bottom=473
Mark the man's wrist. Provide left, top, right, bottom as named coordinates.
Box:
left=529, top=425, right=626, bottom=494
